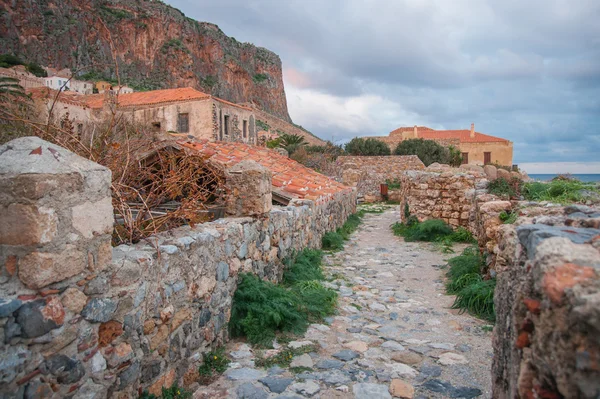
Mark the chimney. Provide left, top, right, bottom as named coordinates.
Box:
left=414, top=125, right=418, bottom=138
left=470, top=123, right=475, bottom=138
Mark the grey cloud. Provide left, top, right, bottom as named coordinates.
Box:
left=169, top=0, right=600, bottom=163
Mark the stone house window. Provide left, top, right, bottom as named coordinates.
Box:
left=224, top=115, right=230, bottom=136
left=461, top=152, right=469, bottom=164
left=177, top=113, right=189, bottom=133
left=219, top=110, right=223, bottom=140
left=243, top=120, right=248, bottom=138
left=484, top=152, right=491, bottom=165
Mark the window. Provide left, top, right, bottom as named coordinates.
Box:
left=152, top=122, right=161, bottom=129
left=243, top=120, right=248, bottom=138
left=177, top=113, right=189, bottom=133
left=484, top=152, right=491, bottom=165
left=219, top=110, right=223, bottom=140
left=224, top=115, right=230, bottom=136
left=461, top=152, right=469, bottom=164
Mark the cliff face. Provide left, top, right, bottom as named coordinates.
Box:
left=0, top=0, right=291, bottom=121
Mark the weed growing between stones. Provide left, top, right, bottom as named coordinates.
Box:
left=255, top=344, right=317, bottom=368
left=487, top=177, right=522, bottom=198
left=198, top=347, right=230, bottom=385
left=139, top=384, right=192, bottom=399
left=322, top=210, right=376, bottom=251
left=499, top=210, right=518, bottom=224
left=522, top=179, right=599, bottom=204
left=445, top=247, right=496, bottom=322
left=230, top=249, right=337, bottom=347
left=392, top=219, right=476, bottom=245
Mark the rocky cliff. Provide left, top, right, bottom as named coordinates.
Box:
left=0, top=0, right=291, bottom=121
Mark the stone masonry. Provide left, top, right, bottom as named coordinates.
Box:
left=225, top=160, right=272, bottom=217
left=0, top=137, right=356, bottom=398
left=493, top=206, right=600, bottom=398
left=336, top=156, right=425, bottom=202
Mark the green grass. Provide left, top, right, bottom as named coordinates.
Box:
left=392, top=219, right=475, bottom=246
left=139, top=385, right=192, bottom=399
left=198, top=347, right=230, bottom=380
left=386, top=178, right=402, bottom=190
left=255, top=344, right=317, bottom=368
left=445, top=247, right=495, bottom=322
left=499, top=210, right=518, bottom=224
left=522, top=179, right=599, bottom=204
left=230, top=249, right=337, bottom=347
left=322, top=211, right=369, bottom=251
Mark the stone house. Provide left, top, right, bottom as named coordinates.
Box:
left=95, top=80, right=112, bottom=93
left=29, top=87, right=258, bottom=145
left=369, top=123, right=514, bottom=167
left=69, top=79, right=94, bottom=95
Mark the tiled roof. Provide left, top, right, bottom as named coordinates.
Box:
left=390, top=126, right=434, bottom=136
left=28, top=87, right=96, bottom=108
left=28, top=87, right=253, bottom=111
left=417, top=129, right=509, bottom=143
left=177, top=139, right=353, bottom=203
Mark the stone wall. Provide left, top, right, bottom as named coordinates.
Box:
left=0, top=138, right=356, bottom=398
left=336, top=155, right=425, bottom=201
left=492, top=206, right=600, bottom=398
left=398, top=169, right=486, bottom=228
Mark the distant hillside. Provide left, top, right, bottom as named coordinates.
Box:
left=0, top=0, right=291, bottom=121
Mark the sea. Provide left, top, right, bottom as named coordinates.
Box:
left=528, top=174, right=600, bottom=183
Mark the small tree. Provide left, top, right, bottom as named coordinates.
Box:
left=345, top=137, right=390, bottom=156
left=394, top=138, right=455, bottom=166
left=279, top=133, right=307, bottom=155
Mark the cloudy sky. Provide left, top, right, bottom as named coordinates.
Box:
left=168, top=0, right=600, bottom=172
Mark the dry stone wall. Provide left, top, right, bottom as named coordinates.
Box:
left=398, top=169, right=486, bottom=227
left=492, top=206, right=600, bottom=398
left=336, top=155, right=425, bottom=201
left=0, top=137, right=356, bottom=398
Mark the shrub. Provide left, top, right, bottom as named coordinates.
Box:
left=450, top=227, right=476, bottom=243
left=386, top=179, right=401, bottom=190
left=279, top=133, right=307, bottom=155
left=445, top=246, right=495, bottom=322
left=394, top=138, right=455, bottom=166
left=487, top=177, right=522, bottom=198
left=256, top=119, right=270, bottom=131
left=322, top=231, right=344, bottom=251
left=402, top=219, right=453, bottom=242
left=230, top=249, right=337, bottom=347
left=198, top=347, right=230, bottom=383
left=451, top=279, right=496, bottom=322
left=140, top=384, right=192, bottom=399
left=499, top=210, right=517, bottom=224
left=283, top=249, right=324, bottom=285
left=522, top=179, right=597, bottom=204
left=253, top=73, right=268, bottom=83
left=345, top=137, right=391, bottom=156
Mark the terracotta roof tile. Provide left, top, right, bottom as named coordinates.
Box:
left=177, top=139, right=353, bottom=203
left=417, top=129, right=509, bottom=143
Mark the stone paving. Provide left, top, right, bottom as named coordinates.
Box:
left=195, top=208, right=492, bottom=398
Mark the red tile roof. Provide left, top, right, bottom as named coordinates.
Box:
left=177, top=139, right=353, bottom=203
left=388, top=125, right=509, bottom=143
left=28, top=87, right=252, bottom=111
left=417, top=129, right=509, bottom=143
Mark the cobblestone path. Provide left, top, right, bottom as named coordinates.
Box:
left=197, top=208, right=493, bottom=399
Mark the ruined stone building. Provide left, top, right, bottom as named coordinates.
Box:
left=29, top=87, right=258, bottom=145
left=369, top=123, right=514, bottom=167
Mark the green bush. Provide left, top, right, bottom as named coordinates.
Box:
left=386, top=179, right=401, bottom=190
left=256, top=119, right=270, bottom=131
left=499, top=210, right=517, bottom=224
left=401, top=219, right=453, bottom=242
left=450, top=227, right=476, bottom=243
left=451, top=279, right=496, bottom=322
left=198, top=347, right=230, bottom=381
left=253, top=73, right=268, bottom=83
left=522, top=179, right=597, bottom=204
left=230, top=249, right=337, bottom=347
left=322, top=231, right=344, bottom=251
left=445, top=247, right=495, bottom=322
left=345, top=137, right=391, bottom=156
left=488, top=177, right=522, bottom=198
left=283, top=249, right=324, bottom=285
left=394, top=139, right=459, bottom=166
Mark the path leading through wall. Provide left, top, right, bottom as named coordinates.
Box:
left=197, top=207, right=493, bottom=399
